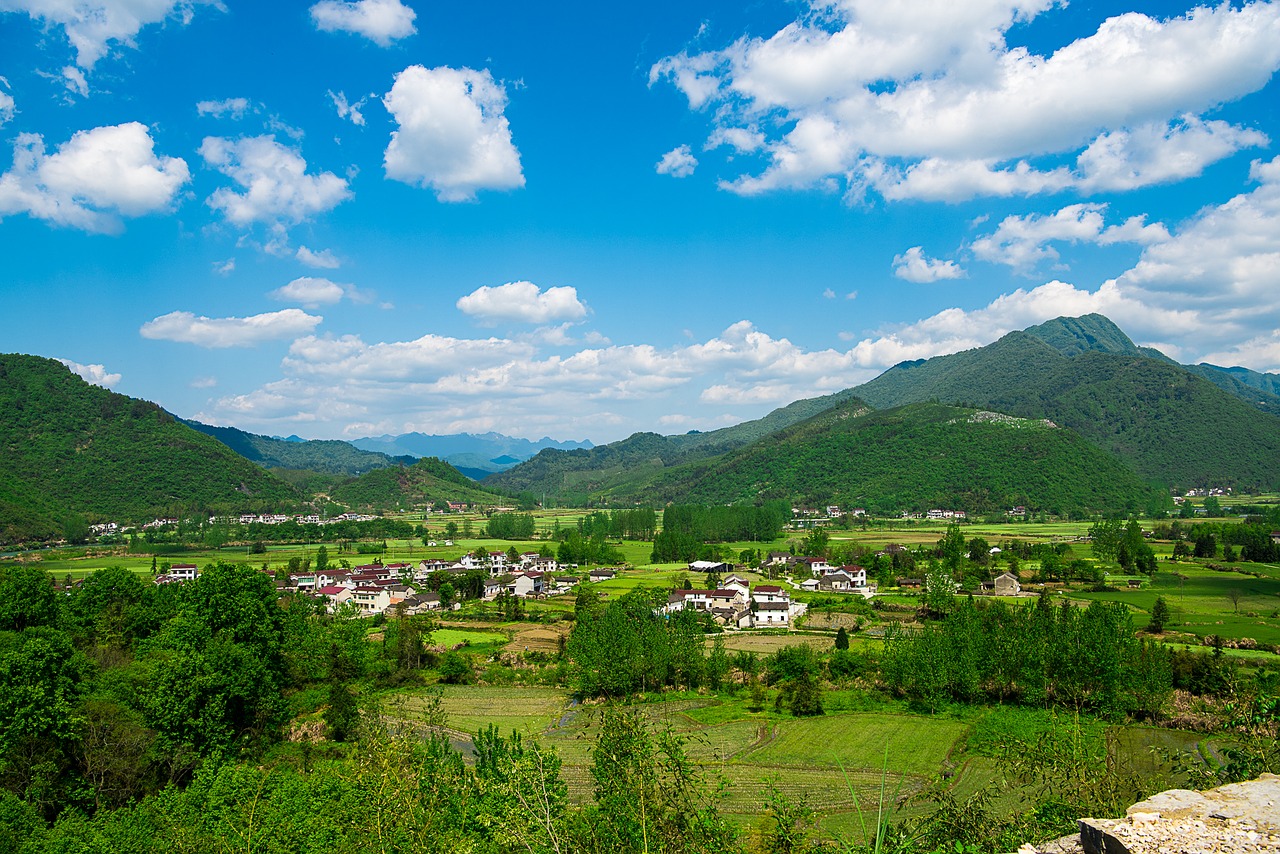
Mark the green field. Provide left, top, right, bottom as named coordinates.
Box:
left=386, top=682, right=1204, bottom=840
left=1065, top=565, right=1280, bottom=646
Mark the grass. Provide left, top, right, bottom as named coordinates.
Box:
left=399, top=684, right=571, bottom=735
left=431, top=627, right=508, bottom=649
left=746, top=713, right=967, bottom=775
left=1065, top=565, right=1280, bottom=645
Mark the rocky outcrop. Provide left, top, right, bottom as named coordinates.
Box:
left=1016, top=774, right=1280, bottom=854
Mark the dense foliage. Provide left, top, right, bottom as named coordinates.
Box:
left=485, top=391, right=867, bottom=501
left=185, top=419, right=414, bottom=476
left=852, top=318, right=1280, bottom=490
left=651, top=502, right=790, bottom=562
left=0, top=355, right=300, bottom=542
left=642, top=404, right=1156, bottom=516
left=882, top=597, right=1172, bottom=719
left=567, top=590, right=728, bottom=696
left=329, top=457, right=500, bottom=511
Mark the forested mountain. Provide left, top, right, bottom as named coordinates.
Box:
left=491, top=314, right=1280, bottom=502
left=328, top=457, right=504, bottom=511
left=851, top=317, right=1280, bottom=489
left=612, top=401, right=1159, bottom=515
left=485, top=390, right=870, bottom=499
left=185, top=419, right=414, bottom=476
left=0, top=355, right=299, bottom=542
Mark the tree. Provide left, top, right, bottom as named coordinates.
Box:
left=324, top=681, right=358, bottom=742
left=1148, top=596, right=1170, bottom=634
left=834, top=627, right=850, bottom=650
left=1227, top=588, right=1243, bottom=614
left=314, top=545, right=329, bottom=574
left=439, top=650, right=471, bottom=684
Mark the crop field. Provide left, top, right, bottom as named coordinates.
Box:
left=711, top=632, right=835, bottom=655
left=1065, top=565, right=1280, bottom=646
left=431, top=627, right=508, bottom=650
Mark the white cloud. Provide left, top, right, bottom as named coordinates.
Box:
left=296, top=245, right=340, bottom=268
left=61, top=65, right=88, bottom=96
left=271, top=276, right=347, bottom=307
left=56, top=357, right=121, bottom=388
left=1112, top=156, right=1280, bottom=330
left=892, top=246, right=966, bottom=283
left=972, top=203, right=1170, bottom=272
left=1, top=0, right=212, bottom=72
left=382, top=64, right=524, bottom=202
left=328, top=90, right=369, bottom=126
left=1077, top=115, right=1268, bottom=192
left=309, top=0, right=416, bottom=46
left=654, top=2, right=1280, bottom=202
left=197, top=97, right=250, bottom=119
left=456, top=281, right=588, bottom=325
left=190, top=375, right=217, bottom=388
left=213, top=257, right=235, bottom=275
left=822, top=288, right=836, bottom=299
left=656, top=144, right=698, bottom=178
left=0, top=122, right=189, bottom=233
left=139, top=308, right=323, bottom=348
left=0, top=85, right=12, bottom=125
left=200, top=135, right=351, bottom=226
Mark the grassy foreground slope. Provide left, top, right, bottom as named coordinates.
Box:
left=625, top=401, right=1157, bottom=514
left=0, top=354, right=298, bottom=535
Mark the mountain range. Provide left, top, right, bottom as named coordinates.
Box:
left=350, top=432, right=594, bottom=479
left=485, top=314, right=1280, bottom=504
left=4, top=314, right=1279, bottom=544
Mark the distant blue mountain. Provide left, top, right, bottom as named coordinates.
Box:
left=351, top=431, right=594, bottom=477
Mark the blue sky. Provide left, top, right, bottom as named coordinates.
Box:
left=2, top=0, right=1279, bottom=443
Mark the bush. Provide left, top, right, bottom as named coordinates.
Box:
left=438, top=651, right=472, bottom=685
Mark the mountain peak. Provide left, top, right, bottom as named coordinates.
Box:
left=1023, top=314, right=1139, bottom=358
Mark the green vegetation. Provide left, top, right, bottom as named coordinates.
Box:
left=329, top=456, right=501, bottom=510
left=851, top=316, right=1280, bottom=491
left=636, top=402, right=1157, bottom=515
left=0, top=354, right=298, bottom=543
left=184, top=418, right=414, bottom=475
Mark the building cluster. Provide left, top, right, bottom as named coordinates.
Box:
left=663, top=572, right=807, bottom=628
left=151, top=551, right=626, bottom=618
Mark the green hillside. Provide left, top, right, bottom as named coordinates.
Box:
left=485, top=390, right=869, bottom=498
left=851, top=320, right=1280, bottom=490
left=615, top=401, right=1157, bottom=515
left=329, top=457, right=503, bottom=511
left=185, top=419, right=413, bottom=475
left=0, top=354, right=299, bottom=540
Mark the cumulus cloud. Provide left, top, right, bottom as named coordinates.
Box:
left=270, top=277, right=347, bottom=307
left=456, top=281, right=588, bottom=325
left=972, top=203, right=1170, bottom=273
left=1077, top=115, right=1268, bottom=192
left=296, top=245, right=340, bottom=268
left=382, top=65, right=524, bottom=201
left=893, top=246, right=966, bottom=283
left=200, top=135, right=351, bottom=226
left=197, top=97, right=250, bottom=119
left=309, top=0, right=416, bottom=46
left=139, top=308, right=323, bottom=348
left=0, top=122, right=189, bottom=233
left=2, top=0, right=212, bottom=75
left=57, top=357, right=121, bottom=388
left=1112, top=155, right=1280, bottom=330
left=656, top=144, right=698, bottom=178
left=653, top=2, right=1280, bottom=202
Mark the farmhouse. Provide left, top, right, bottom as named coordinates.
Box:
left=993, top=571, right=1021, bottom=596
